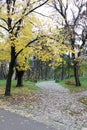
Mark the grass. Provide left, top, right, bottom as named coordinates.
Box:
left=0, top=80, right=41, bottom=96
left=59, top=76, right=87, bottom=93
left=0, top=80, right=41, bottom=106
left=23, top=81, right=40, bottom=91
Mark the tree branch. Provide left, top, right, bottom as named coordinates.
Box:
left=13, top=0, right=49, bottom=31
left=53, top=0, right=69, bottom=25
left=15, top=33, right=56, bottom=57
left=0, top=25, right=8, bottom=32
left=0, top=18, right=8, bottom=25
left=15, top=37, right=39, bottom=57
left=33, top=11, right=52, bottom=20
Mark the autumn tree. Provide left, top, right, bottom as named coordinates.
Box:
left=0, top=0, right=73, bottom=96
left=0, top=0, right=49, bottom=96
left=51, top=0, right=87, bottom=86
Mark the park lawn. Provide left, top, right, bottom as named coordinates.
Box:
left=0, top=80, right=40, bottom=93
left=59, top=76, right=87, bottom=93
left=0, top=80, right=41, bottom=108
left=0, top=80, right=41, bottom=106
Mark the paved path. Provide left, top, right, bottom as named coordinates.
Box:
left=36, top=81, right=69, bottom=92
left=35, top=81, right=87, bottom=130
left=0, top=108, right=56, bottom=130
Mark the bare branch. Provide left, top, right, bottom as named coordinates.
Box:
left=13, top=0, right=49, bottom=31
left=0, top=18, right=8, bottom=25
left=53, top=0, right=62, bottom=14
left=25, top=0, right=49, bottom=16
left=0, top=25, right=8, bottom=32
left=53, top=0, right=69, bottom=25
left=33, top=11, right=53, bottom=20
left=74, top=0, right=87, bottom=24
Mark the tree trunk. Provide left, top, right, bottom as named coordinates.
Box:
left=61, top=61, right=64, bottom=80
left=5, top=61, right=14, bottom=96
left=67, top=67, right=70, bottom=78
left=40, top=62, right=43, bottom=79
left=26, top=69, right=30, bottom=80
left=71, top=39, right=81, bottom=87
left=74, top=61, right=81, bottom=86
left=45, top=63, right=48, bottom=80
left=5, top=45, right=16, bottom=96
left=0, top=64, right=5, bottom=80
left=67, top=55, right=71, bottom=78
left=16, top=69, right=24, bottom=87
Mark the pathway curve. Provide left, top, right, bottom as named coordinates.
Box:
left=36, top=81, right=69, bottom=92
left=1, top=81, right=87, bottom=130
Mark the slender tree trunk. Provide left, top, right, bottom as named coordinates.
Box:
left=0, top=63, right=5, bottom=79
left=71, top=39, right=81, bottom=86
left=67, top=66, right=70, bottom=78
left=61, top=61, right=64, bottom=80
left=67, top=55, right=71, bottom=78
left=5, top=61, right=14, bottom=96
left=5, top=46, right=16, bottom=96
left=16, top=69, right=24, bottom=87
left=74, top=61, right=81, bottom=86
left=26, top=69, right=30, bottom=80
left=45, top=63, right=48, bottom=80
left=40, top=62, right=43, bottom=79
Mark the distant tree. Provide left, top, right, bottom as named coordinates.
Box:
left=0, top=61, right=8, bottom=79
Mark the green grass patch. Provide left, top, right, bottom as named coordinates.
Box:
left=23, top=81, right=40, bottom=91
left=59, top=76, right=87, bottom=93
left=0, top=80, right=41, bottom=96
left=0, top=80, right=41, bottom=106
left=0, top=80, right=6, bottom=86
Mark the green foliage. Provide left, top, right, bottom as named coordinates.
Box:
left=79, top=61, right=87, bottom=76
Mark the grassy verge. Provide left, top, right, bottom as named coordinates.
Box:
left=0, top=80, right=41, bottom=106
left=59, top=76, right=87, bottom=93
left=0, top=80, right=40, bottom=90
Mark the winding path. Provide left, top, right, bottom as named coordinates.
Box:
left=35, top=81, right=87, bottom=130
left=36, top=81, right=69, bottom=92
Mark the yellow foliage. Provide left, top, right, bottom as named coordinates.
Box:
left=0, top=0, right=73, bottom=70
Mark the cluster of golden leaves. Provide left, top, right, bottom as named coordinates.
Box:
left=0, top=0, right=74, bottom=70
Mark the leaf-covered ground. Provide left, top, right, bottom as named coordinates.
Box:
left=0, top=81, right=87, bottom=130
left=0, top=80, right=41, bottom=107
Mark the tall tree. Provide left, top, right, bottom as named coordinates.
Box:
left=0, top=0, right=73, bottom=96
left=0, top=0, right=49, bottom=96
left=51, top=0, right=87, bottom=86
